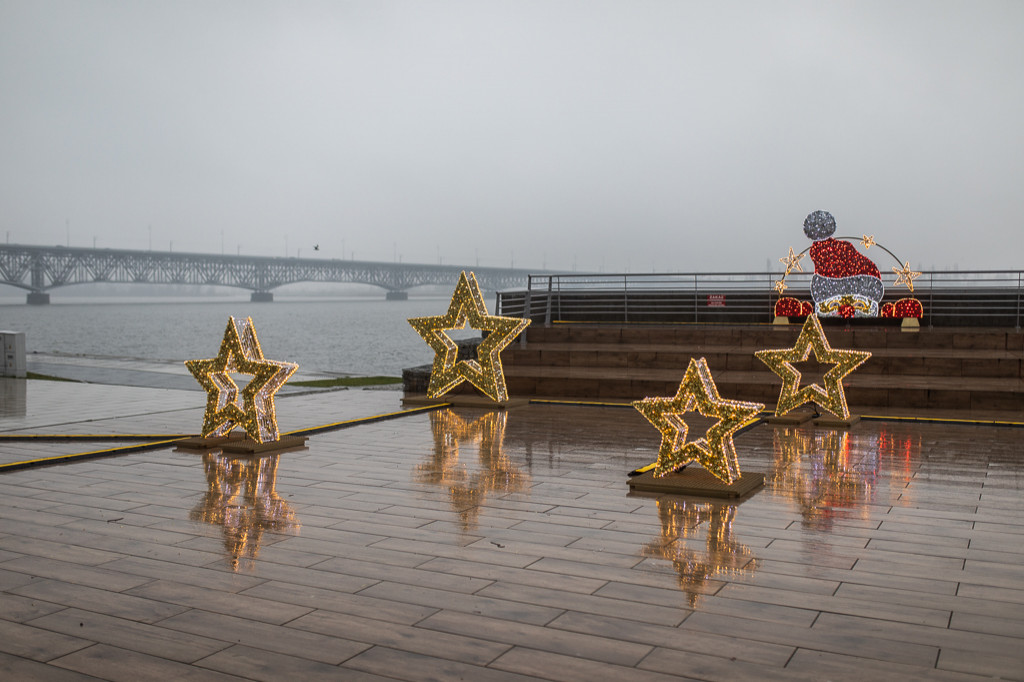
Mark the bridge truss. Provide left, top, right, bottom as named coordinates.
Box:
left=0, top=244, right=533, bottom=303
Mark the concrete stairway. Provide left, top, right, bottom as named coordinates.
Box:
left=491, top=323, right=1024, bottom=417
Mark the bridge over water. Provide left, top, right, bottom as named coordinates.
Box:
left=0, top=244, right=536, bottom=304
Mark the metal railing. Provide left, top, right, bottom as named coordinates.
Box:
left=495, top=270, right=1024, bottom=328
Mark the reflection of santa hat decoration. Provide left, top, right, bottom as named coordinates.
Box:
left=804, top=211, right=884, bottom=318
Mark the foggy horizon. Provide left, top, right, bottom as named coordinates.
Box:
left=2, top=1, right=1021, bottom=274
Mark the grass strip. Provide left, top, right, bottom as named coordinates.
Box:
left=25, top=372, right=80, bottom=382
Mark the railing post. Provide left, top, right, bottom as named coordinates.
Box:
left=623, top=275, right=629, bottom=323
left=544, top=276, right=553, bottom=327
left=1011, top=270, right=1019, bottom=329
left=556, top=276, right=562, bottom=322
left=928, top=272, right=934, bottom=329
left=693, top=274, right=698, bottom=323
left=520, top=275, right=533, bottom=347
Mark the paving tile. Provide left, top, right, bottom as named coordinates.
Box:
left=938, top=647, right=1024, bottom=680
left=0, top=650, right=104, bottom=681
left=0, top=534, right=126, bottom=567
left=369, top=536, right=541, bottom=568
left=342, top=646, right=536, bottom=682
left=715, top=582, right=952, bottom=627
left=754, top=558, right=959, bottom=595
left=270, top=536, right=430, bottom=568
left=27, top=608, right=230, bottom=663
left=492, top=646, right=691, bottom=682
left=681, top=611, right=939, bottom=667
left=0, top=555, right=148, bottom=593
left=98, top=556, right=266, bottom=593
left=357, top=580, right=564, bottom=626
left=238, top=580, right=439, bottom=625
left=11, top=579, right=189, bottom=624
left=0, top=619, right=94, bottom=662
left=636, top=646, right=825, bottom=681
left=548, top=609, right=794, bottom=665
left=0, top=592, right=68, bottom=622
left=124, top=579, right=313, bottom=625
left=417, top=556, right=606, bottom=594
left=194, top=644, right=389, bottom=682
left=784, top=649, right=976, bottom=682
left=287, top=608, right=510, bottom=665
left=813, top=611, right=1022, bottom=658
left=158, top=609, right=371, bottom=665
left=836, top=581, right=1024, bottom=622
left=417, top=609, right=652, bottom=666
left=476, top=582, right=687, bottom=626
left=50, top=643, right=250, bottom=681
left=0, top=565, right=40, bottom=591
left=463, top=537, right=644, bottom=569
left=310, top=555, right=494, bottom=593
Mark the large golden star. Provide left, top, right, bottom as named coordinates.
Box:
left=633, top=357, right=763, bottom=484
left=186, top=316, right=298, bottom=443
left=408, top=271, right=530, bottom=402
left=755, top=315, right=871, bottom=420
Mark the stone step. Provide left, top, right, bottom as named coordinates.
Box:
left=472, top=324, right=1024, bottom=413
left=522, top=324, right=1024, bottom=351
left=504, top=343, right=1022, bottom=378
left=496, top=365, right=1022, bottom=407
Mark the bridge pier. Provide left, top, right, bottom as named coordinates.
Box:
left=385, top=290, right=409, bottom=301
left=27, top=292, right=50, bottom=305
left=250, top=291, right=274, bottom=302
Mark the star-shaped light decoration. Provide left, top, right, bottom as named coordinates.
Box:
left=185, top=316, right=298, bottom=443
left=754, top=315, right=871, bottom=420
left=860, top=234, right=876, bottom=249
left=892, top=261, right=922, bottom=293
left=774, top=278, right=788, bottom=294
left=778, top=246, right=805, bottom=275
left=633, top=357, right=764, bottom=484
left=408, top=271, right=530, bottom=402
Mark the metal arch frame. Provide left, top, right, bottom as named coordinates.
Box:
left=0, top=244, right=530, bottom=297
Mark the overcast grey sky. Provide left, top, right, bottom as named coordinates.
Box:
left=1, top=0, right=1021, bottom=273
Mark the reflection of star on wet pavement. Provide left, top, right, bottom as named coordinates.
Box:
left=755, top=315, right=870, bottom=420
left=633, top=357, right=763, bottom=484
left=408, top=271, right=530, bottom=402
left=186, top=316, right=297, bottom=443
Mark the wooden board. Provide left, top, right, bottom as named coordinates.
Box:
left=628, top=468, right=764, bottom=499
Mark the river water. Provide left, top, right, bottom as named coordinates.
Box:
left=0, top=295, right=482, bottom=376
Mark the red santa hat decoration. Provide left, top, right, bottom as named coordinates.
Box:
left=774, top=211, right=922, bottom=320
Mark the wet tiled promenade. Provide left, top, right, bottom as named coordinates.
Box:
left=1, top=372, right=1023, bottom=680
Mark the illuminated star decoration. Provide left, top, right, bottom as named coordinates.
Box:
left=754, top=315, right=871, bottom=420
left=860, top=234, right=876, bottom=249
left=633, top=357, right=764, bottom=484
left=774, top=279, right=788, bottom=294
left=779, top=246, right=805, bottom=274
left=185, top=316, right=298, bottom=443
left=408, top=271, right=531, bottom=402
left=892, top=261, right=922, bottom=293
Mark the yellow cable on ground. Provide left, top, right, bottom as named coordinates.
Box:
left=0, top=438, right=187, bottom=472
left=860, top=414, right=1024, bottom=427
left=529, top=398, right=633, bottom=408
left=0, top=434, right=190, bottom=441
left=0, top=403, right=451, bottom=473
